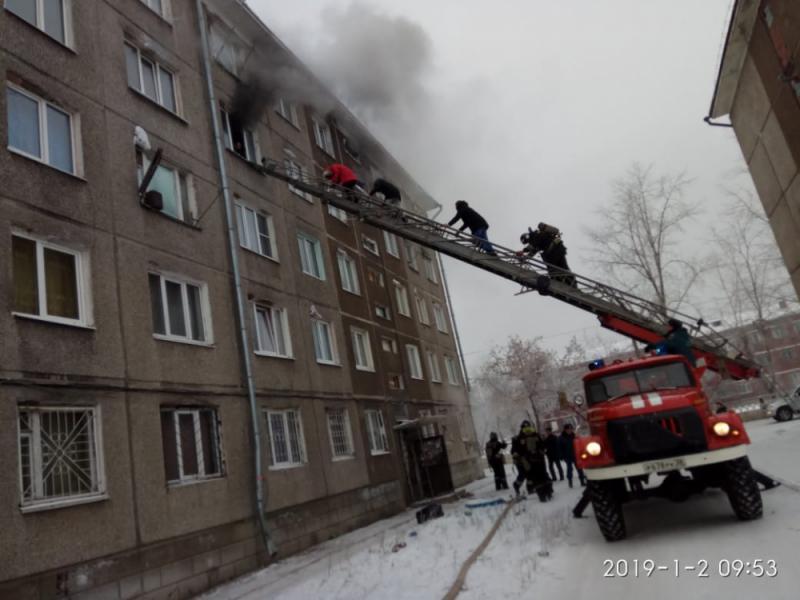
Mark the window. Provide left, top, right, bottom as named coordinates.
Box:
left=342, top=135, right=360, bottom=162
left=388, top=374, right=404, bottom=390
left=328, top=204, right=349, bottom=222
left=327, top=409, right=354, bottom=459
left=381, top=337, right=398, bottom=353
left=445, top=356, right=461, bottom=385
left=375, top=304, right=391, bottom=320
left=139, top=0, right=167, bottom=18
left=405, top=241, right=419, bottom=271
left=148, top=273, right=211, bottom=343
left=221, top=107, right=258, bottom=162
left=297, top=233, right=325, bottom=280
left=384, top=231, right=400, bottom=258
left=367, top=269, right=385, bottom=287
left=312, top=116, right=334, bottom=155
left=6, top=84, right=75, bottom=174
left=423, top=255, right=439, bottom=284
left=362, top=236, right=380, bottom=256
left=266, top=409, right=306, bottom=468
left=749, top=330, right=763, bottom=343
left=236, top=202, right=277, bottom=259
left=351, top=327, right=374, bottom=372
left=12, top=234, right=90, bottom=326
left=284, top=157, right=312, bottom=201
left=312, top=319, right=338, bottom=365
left=6, top=0, right=70, bottom=45
left=136, top=150, right=196, bottom=223
left=125, top=43, right=178, bottom=113
left=418, top=409, right=436, bottom=439
left=365, top=410, right=389, bottom=455
left=160, top=408, right=222, bottom=484
left=337, top=250, right=360, bottom=295
left=275, top=99, right=299, bottom=127
left=415, top=292, right=430, bottom=325
left=208, top=19, right=246, bottom=75
left=406, top=345, right=423, bottom=380
left=783, top=348, right=794, bottom=360
left=427, top=351, right=442, bottom=383
left=433, top=302, right=449, bottom=333
left=254, top=305, right=292, bottom=358
left=772, top=326, right=785, bottom=339
left=18, top=406, right=104, bottom=509
left=393, top=281, right=411, bottom=317
left=793, top=321, right=800, bottom=335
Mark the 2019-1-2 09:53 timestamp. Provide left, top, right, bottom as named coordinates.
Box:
left=602, top=559, right=778, bottom=578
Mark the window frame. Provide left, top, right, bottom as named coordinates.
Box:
left=161, top=407, right=223, bottom=485
left=137, top=149, right=196, bottom=223
left=6, top=83, right=78, bottom=175
left=362, top=236, right=380, bottom=256
left=275, top=98, right=300, bottom=128
left=365, top=409, right=390, bottom=455
left=328, top=204, right=349, bottom=223
left=432, top=302, right=449, bottom=333
left=445, top=356, right=461, bottom=386
left=406, top=344, right=424, bottom=380
left=265, top=408, right=307, bottom=470
left=326, top=408, right=355, bottom=460
left=149, top=272, right=213, bottom=345
left=297, top=232, right=326, bottom=280
left=388, top=373, right=405, bottom=390
left=375, top=304, right=391, bottom=320
left=221, top=107, right=260, bottom=163
left=415, top=291, right=430, bottom=325
left=5, top=0, right=73, bottom=47
left=11, top=231, right=92, bottom=328
left=405, top=241, right=419, bottom=271
left=311, top=318, right=339, bottom=366
left=124, top=42, right=179, bottom=115
left=337, top=250, right=361, bottom=295
left=423, top=255, right=439, bottom=284
left=311, top=116, right=335, bottom=156
left=393, top=280, right=411, bottom=317
left=381, top=337, right=398, bottom=354
left=139, top=0, right=170, bottom=19
left=351, top=327, right=375, bottom=372
left=383, top=231, right=400, bottom=258
left=17, top=404, right=106, bottom=512
left=254, top=304, right=293, bottom=359
left=427, top=351, right=442, bottom=383
left=235, top=201, right=278, bottom=261
left=284, top=156, right=313, bottom=202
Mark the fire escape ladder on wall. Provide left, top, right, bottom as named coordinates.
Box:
left=260, top=161, right=760, bottom=380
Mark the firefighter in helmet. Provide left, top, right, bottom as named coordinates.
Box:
left=517, top=223, right=576, bottom=287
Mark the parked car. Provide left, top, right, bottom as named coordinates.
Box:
left=766, top=386, right=800, bottom=422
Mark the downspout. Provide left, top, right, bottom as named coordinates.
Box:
left=195, top=0, right=275, bottom=556
left=437, top=253, right=470, bottom=391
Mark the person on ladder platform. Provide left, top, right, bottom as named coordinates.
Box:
left=446, top=200, right=497, bottom=256
left=323, top=163, right=364, bottom=194
left=517, top=223, right=576, bottom=287
left=369, top=177, right=402, bottom=206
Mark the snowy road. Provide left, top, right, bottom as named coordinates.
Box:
left=200, top=418, right=800, bottom=600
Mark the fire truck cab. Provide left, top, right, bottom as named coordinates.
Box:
left=575, top=354, right=762, bottom=541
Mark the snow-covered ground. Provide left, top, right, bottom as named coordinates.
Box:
left=200, top=418, right=800, bottom=600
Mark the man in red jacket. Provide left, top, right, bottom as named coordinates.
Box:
left=323, top=163, right=361, bottom=190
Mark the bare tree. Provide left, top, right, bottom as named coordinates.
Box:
left=585, top=163, right=704, bottom=316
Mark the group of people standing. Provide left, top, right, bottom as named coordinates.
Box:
left=485, top=421, right=585, bottom=503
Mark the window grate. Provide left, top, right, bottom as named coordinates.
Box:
left=327, top=409, right=353, bottom=458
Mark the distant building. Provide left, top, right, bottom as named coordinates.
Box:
left=709, top=0, right=800, bottom=301
left=0, top=1, right=480, bottom=598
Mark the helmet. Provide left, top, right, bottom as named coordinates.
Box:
left=667, top=318, right=682, bottom=330
left=520, top=420, right=531, bottom=429
left=490, top=432, right=498, bottom=440
left=455, top=200, right=468, bottom=209
left=520, top=227, right=534, bottom=245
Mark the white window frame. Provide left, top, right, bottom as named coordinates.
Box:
left=351, top=327, right=375, bottom=372
left=5, top=0, right=73, bottom=47
left=163, top=408, right=223, bottom=485
left=383, top=231, right=400, bottom=258
left=311, top=116, right=335, bottom=156
left=381, top=337, right=398, bottom=354
left=362, top=236, right=380, bottom=256
left=405, top=241, right=419, bottom=271
left=265, top=409, right=307, bottom=470
left=221, top=107, right=260, bottom=162
left=312, top=319, right=339, bottom=366
left=208, top=18, right=246, bottom=76
left=394, top=280, right=411, bottom=317
left=235, top=201, right=278, bottom=260
left=365, top=410, right=389, bottom=455
left=427, top=351, right=442, bottom=383
left=139, top=0, right=170, bottom=19
left=297, top=232, right=326, bottom=280
left=6, top=83, right=78, bottom=175
left=418, top=409, right=436, bottom=439
left=445, top=356, right=461, bottom=386
left=406, top=344, right=424, bottom=380
left=375, top=304, right=391, bottom=320
left=149, top=272, right=213, bottom=345
left=337, top=250, right=361, bottom=295
left=328, top=204, right=349, bottom=223
left=326, top=408, right=355, bottom=460
left=17, top=405, right=106, bottom=512
left=11, top=231, right=92, bottom=328
left=423, top=255, right=439, bottom=284
left=254, top=304, right=293, bottom=359
left=124, top=42, right=179, bottom=114
left=433, top=302, right=449, bottom=333
left=275, top=98, right=300, bottom=128
left=388, top=374, right=405, bottom=390
left=415, top=292, right=430, bottom=326
left=284, top=156, right=313, bottom=202
left=137, top=150, right=196, bottom=223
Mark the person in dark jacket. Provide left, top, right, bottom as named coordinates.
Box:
left=511, top=420, right=553, bottom=502
left=369, top=177, right=402, bottom=205
left=447, top=200, right=497, bottom=256
left=517, top=223, right=576, bottom=287
left=485, top=432, right=509, bottom=490
left=645, top=318, right=697, bottom=366
left=559, top=423, right=585, bottom=488
left=544, top=426, right=564, bottom=481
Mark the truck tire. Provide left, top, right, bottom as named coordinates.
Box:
left=722, top=457, right=763, bottom=521
left=775, top=405, right=793, bottom=422
left=589, top=480, right=626, bottom=541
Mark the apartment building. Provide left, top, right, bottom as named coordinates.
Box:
left=709, top=0, right=800, bottom=300
left=0, top=1, right=481, bottom=598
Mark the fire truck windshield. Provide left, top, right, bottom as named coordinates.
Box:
left=586, top=361, right=695, bottom=406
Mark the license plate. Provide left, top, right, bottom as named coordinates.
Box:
left=642, top=457, right=687, bottom=473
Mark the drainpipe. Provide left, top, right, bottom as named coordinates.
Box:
left=195, top=0, right=274, bottom=556
left=437, top=252, right=470, bottom=392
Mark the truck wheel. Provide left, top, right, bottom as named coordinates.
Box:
left=775, top=405, right=793, bottom=422
left=722, top=457, right=762, bottom=521
left=589, top=481, right=626, bottom=541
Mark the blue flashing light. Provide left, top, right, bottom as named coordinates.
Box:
left=654, top=342, right=669, bottom=356
left=588, top=358, right=605, bottom=371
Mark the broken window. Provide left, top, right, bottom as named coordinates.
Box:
left=221, top=108, right=258, bottom=162
left=160, top=407, right=222, bottom=483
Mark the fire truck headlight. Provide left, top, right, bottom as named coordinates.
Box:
left=586, top=441, right=602, bottom=456
left=713, top=422, right=731, bottom=437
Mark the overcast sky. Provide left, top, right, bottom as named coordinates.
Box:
left=248, top=0, right=752, bottom=373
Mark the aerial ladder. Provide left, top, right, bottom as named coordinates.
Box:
left=260, top=161, right=760, bottom=381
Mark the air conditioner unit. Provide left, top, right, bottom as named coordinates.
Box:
left=142, top=190, right=163, bottom=211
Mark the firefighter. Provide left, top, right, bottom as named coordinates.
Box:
left=559, top=423, right=585, bottom=488
left=446, top=201, right=497, bottom=256
left=544, top=426, right=564, bottom=481
left=511, top=420, right=553, bottom=502
left=485, top=432, right=509, bottom=490
left=369, top=177, right=402, bottom=205
left=646, top=318, right=697, bottom=366
left=517, top=223, right=576, bottom=287
left=323, top=163, right=363, bottom=190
